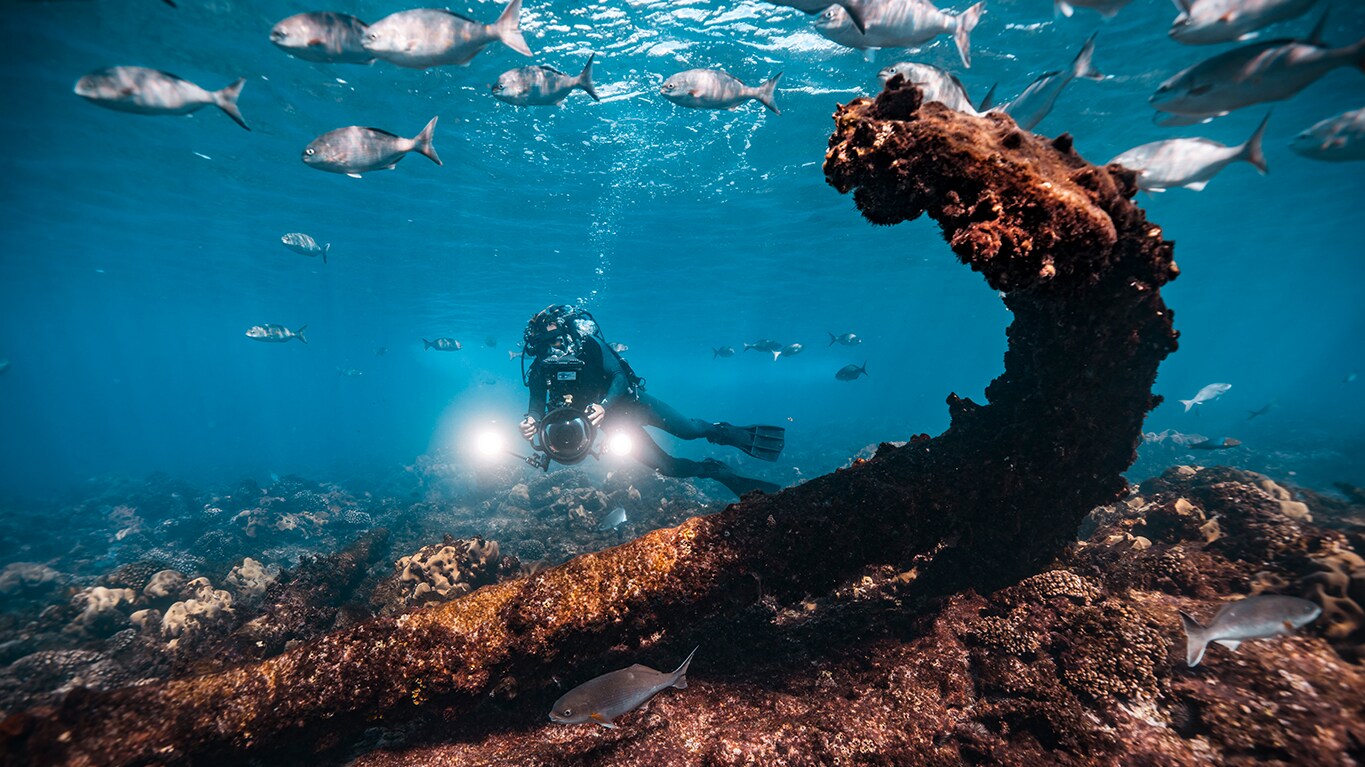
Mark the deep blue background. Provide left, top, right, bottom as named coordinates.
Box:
left=1, top=0, right=1362, bottom=497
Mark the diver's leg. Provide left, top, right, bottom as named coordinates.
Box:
left=631, top=392, right=713, bottom=440
left=632, top=393, right=785, bottom=461
left=623, top=422, right=780, bottom=498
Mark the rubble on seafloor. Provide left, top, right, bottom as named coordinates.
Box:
left=0, top=462, right=719, bottom=714
left=341, top=465, right=1364, bottom=767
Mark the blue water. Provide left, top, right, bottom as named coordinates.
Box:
left=1, top=0, right=1362, bottom=497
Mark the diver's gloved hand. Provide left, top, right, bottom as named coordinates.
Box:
left=586, top=403, right=606, bottom=427
left=519, top=416, right=538, bottom=442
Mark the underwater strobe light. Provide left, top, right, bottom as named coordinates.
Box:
left=607, top=430, right=634, bottom=458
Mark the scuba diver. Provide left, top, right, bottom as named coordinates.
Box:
left=517, top=304, right=785, bottom=497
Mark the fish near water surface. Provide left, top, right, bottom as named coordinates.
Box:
left=765, top=0, right=871, bottom=33
left=661, top=69, right=782, bottom=114
left=280, top=233, right=329, bottom=263
left=363, top=2, right=532, bottom=69
left=1291, top=106, right=1365, bottom=161
left=1109, top=113, right=1268, bottom=192
left=550, top=648, right=696, bottom=728
left=1150, top=15, right=1365, bottom=121
left=270, top=12, right=373, bottom=64
left=1053, top=0, right=1130, bottom=19
left=74, top=67, right=249, bottom=130
left=1000, top=33, right=1103, bottom=132
left=1179, top=382, right=1231, bottom=411
left=493, top=55, right=599, bottom=106
left=1179, top=595, right=1321, bottom=666
left=1169, top=0, right=1318, bottom=45
left=877, top=63, right=987, bottom=114
left=302, top=117, right=441, bottom=178
left=815, top=0, right=985, bottom=69
left=246, top=324, right=307, bottom=344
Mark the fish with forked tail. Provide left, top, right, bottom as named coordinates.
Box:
left=1179, top=595, right=1320, bottom=666
left=246, top=324, right=307, bottom=344
left=270, top=12, right=373, bottom=64
left=815, top=0, right=985, bottom=69
left=302, top=117, right=441, bottom=178
left=1110, top=114, right=1269, bottom=192
left=493, top=55, right=599, bottom=106
left=424, top=338, right=462, bottom=351
left=661, top=69, right=782, bottom=115
left=74, top=67, right=249, bottom=130
left=1178, top=382, right=1231, bottom=412
left=836, top=363, right=868, bottom=381
left=281, top=233, right=329, bottom=263
left=549, top=648, right=696, bottom=728
left=363, top=1, right=532, bottom=69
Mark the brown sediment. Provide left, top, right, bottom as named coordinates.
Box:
left=0, top=78, right=1181, bottom=765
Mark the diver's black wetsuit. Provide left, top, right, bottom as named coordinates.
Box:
left=525, top=335, right=780, bottom=497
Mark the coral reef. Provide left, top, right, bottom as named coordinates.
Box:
left=0, top=78, right=1189, bottom=764
left=369, top=536, right=514, bottom=615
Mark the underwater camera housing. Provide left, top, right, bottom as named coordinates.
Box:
left=533, top=406, right=596, bottom=467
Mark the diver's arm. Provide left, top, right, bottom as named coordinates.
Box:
left=594, top=339, right=630, bottom=410
left=526, top=362, right=547, bottom=420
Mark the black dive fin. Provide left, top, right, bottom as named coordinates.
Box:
left=712, top=423, right=785, bottom=461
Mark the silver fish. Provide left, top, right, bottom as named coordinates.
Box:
left=363, top=2, right=531, bottom=69
left=1110, top=113, right=1268, bottom=192
left=877, top=62, right=986, bottom=114
left=302, top=117, right=441, bottom=178
left=246, top=324, right=307, bottom=344
left=270, top=12, right=373, bottom=64
left=835, top=362, right=869, bottom=381
left=549, top=648, right=696, bottom=728
left=280, top=233, right=329, bottom=263
left=1179, top=595, right=1321, bottom=666
left=745, top=340, right=783, bottom=353
left=828, top=332, right=862, bottom=346
left=74, top=67, right=248, bottom=131
left=765, top=0, right=871, bottom=33
left=815, top=0, right=985, bottom=69
left=1178, top=382, right=1232, bottom=412
left=999, top=33, right=1102, bottom=132
left=493, top=55, right=598, bottom=106
left=661, top=69, right=782, bottom=115
left=1291, top=106, right=1365, bottom=162
left=1150, top=16, right=1365, bottom=121
left=596, top=507, right=627, bottom=531
left=610, top=343, right=629, bottom=353
left=1169, top=0, right=1318, bottom=45
left=773, top=343, right=803, bottom=361
left=424, top=338, right=462, bottom=351
left=1053, top=0, right=1130, bottom=18
left=713, top=346, right=736, bottom=359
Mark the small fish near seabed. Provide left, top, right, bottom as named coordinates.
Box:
left=828, top=332, right=862, bottom=347
left=492, top=55, right=598, bottom=106
left=246, top=324, right=307, bottom=344
left=270, top=12, right=373, bottom=64
left=280, top=233, right=329, bottom=263
left=1110, top=114, right=1268, bottom=192
left=1150, top=15, right=1365, bottom=123
left=1053, top=0, right=1130, bottom=19
left=596, top=506, right=627, bottom=531
left=302, top=117, right=441, bottom=178
left=1179, top=382, right=1231, bottom=412
left=1188, top=437, right=1241, bottom=450
left=815, top=0, right=986, bottom=69
left=424, top=338, right=462, bottom=351
left=713, top=346, right=736, bottom=359
left=836, top=362, right=869, bottom=381
left=773, top=343, right=803, bottom=361
left=74, top=67, right=248, bottom=130
left=999, top=33, right=1103, bottom=132
left=1291, top=106, right=1365, bottom=162
left=549, top=648, right=697, bottom=728
left=1169, top=0, right=1318, bottom=46
left=765, top=0, right=870, bottom=33
left=877, top=63, right=990, bottom=114
left=362, top=1, right=532, bottom=69
left=1179, top=595, right=1321, bottom=666
left=661, top=69, right=782, bottom=115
